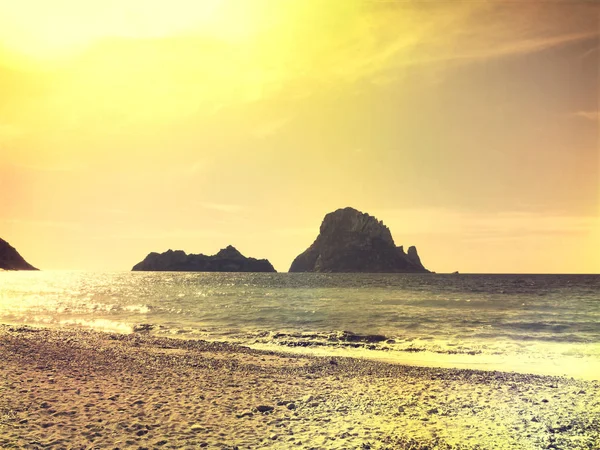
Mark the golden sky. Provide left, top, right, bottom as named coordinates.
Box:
left=1, top=0, right=599, bottom=273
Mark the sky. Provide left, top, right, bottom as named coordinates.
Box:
left=0, top=0, right=599, bottom=273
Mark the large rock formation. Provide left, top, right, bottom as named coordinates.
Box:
left=0, top=238, right=38, bottom=270
left=132, top=245, right=276, bottom=272
left=289, top=207, right=430, bottom=273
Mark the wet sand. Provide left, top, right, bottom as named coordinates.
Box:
left=1, top=325, right=599, bottom=449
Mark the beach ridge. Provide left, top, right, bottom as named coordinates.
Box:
left=1, top=325, right=599, bottom=449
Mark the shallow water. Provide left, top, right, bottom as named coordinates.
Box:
left=1, top=271, right=599, bottom=379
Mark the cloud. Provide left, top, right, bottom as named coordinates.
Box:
left=378, top=208, right=599, bottom=243
left=83, top=207, right=129, bottom=215
left=184, top=161, right=206, bottom=176
left=200, top=202, right=244, bottom=214
left=357, top=1, right=599, bottom=79
left=9, top=162, right=84, bottom=172
left=252, top=117, right=291, bottom=138
left=573, top=111, right=600, bottom=122
left=274, top=227, right=317, bottom=237
left=445, top=31, right=598, bottom=63
left=0, top=123, right=23, bottom=140
left=460, top=212, right=599, bottom=243
left=0, top=0, right=597, bottom=132
left=1, top=218, right=82, bottom=231
left=108, top=229, right=226, bottom=240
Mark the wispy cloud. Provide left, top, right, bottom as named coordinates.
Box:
left=252, top=117, right=291, bottom=138
left=447, top=31, right=598, bottom=63
left=378, top=208, right=599, bottom=243
left=108, top=228, right=226, bottom=240
left=573, top=111, right=600, bottom=122
left=83, top=207, right=129, bottom=215
left=1, top=218, right=82, bottom=231
left=0, top=123, right=23, bottom=139
left=274, top=226, right=317, bottom=237
left=9, top=163, right=84, bottom=172
left=1, top=1, right=597, bottom=131
left=200, top=202, right=244, bottom=214
left=184, top=160, right=205, bottom=176
left=357, top=2, right=600, bottom=82
left=460, top=212, right=598, bottom=243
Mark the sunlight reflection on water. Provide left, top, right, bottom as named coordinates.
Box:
left=1, top=270, right=599, bottom=379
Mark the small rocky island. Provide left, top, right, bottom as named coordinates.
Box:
left=132, top=245, right=276, bottom=272
left=0, top=238, right=38, bottom=270
left=289, top=207, right=430, bottom=273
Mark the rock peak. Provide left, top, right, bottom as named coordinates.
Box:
left=406, top=246, right=423, bottom=267
left=289, top=208, right=429, bottom=273
left=215, top=245, right=244, bottom=258
left=319, top=207, right=395, bottom=246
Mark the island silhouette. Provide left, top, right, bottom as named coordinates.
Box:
left=129, top=207, right=430, bottom=273
left=289, top=207, right=429, bottom=273
left=3, top=208, right=431, bottom=273
left=0, top=238, right=38, bottom=270
left=132, top=245, right=276, bottom=272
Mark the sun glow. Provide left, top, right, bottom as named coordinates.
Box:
left=1, top=1, right=374, bottom=126
left=1, top=0, right=394, bottom=151
left=0, top=0, right=278, bottom=60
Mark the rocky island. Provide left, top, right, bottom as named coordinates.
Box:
left=289, top=207, right=430, bottom=273
left=0, top=238, right=38, bottom=270
left=132, top=245, right=276, bottom=272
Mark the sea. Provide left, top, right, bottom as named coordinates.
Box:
left=1, top=271, right=599, bottom=380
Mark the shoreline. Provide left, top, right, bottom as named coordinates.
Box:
left=1, top=325, right=599, bottom=449
left=245, top=341, right=600, bottom=382
left=7, top=320, right=600, bottom=382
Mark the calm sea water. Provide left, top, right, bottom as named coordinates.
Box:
left=1, top=271, right=599, bottom=379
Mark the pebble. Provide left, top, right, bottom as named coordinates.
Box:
left=256, top=405, right=274, bottom=413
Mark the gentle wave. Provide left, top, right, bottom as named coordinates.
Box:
left=59, top=318, right=134, bottom=334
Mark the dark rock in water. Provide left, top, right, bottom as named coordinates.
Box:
left=131, top=245, right=276, bottom=272
left=0, top=238, right=38, bottom=270
left=330, top=331, right=388, bottom=343
left=132, top=324, right=154, bottom=333
left=288, top=207, right=430, bottom=273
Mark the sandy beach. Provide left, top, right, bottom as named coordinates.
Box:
left=1, top=325, right=599, bottom=450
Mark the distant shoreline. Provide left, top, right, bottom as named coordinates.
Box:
left=2, top=270, right=599, bottom=275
